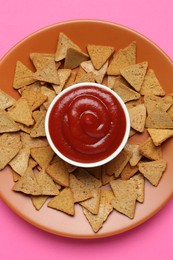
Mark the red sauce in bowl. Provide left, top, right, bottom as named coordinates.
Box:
left=47, top=84, right=128, bottom=164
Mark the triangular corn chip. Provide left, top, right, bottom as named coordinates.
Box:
left=145, top=107, right=173, bottom=129
left=9, top=147, right=30, bottom=176
left=21, top=88, right=48, bottom=111
left=64, top=48, right=89, bottom=69
left=120, top=61, right=148, bottom=92
left=30, top=111, right=46, bottom=137
left=55, top=32, right=81, bottom=62
left=31, top=195, right=49, bottom=210
left=53, top=69, right=71, bottom=94
left=12, top=167, right=42, bottom=195
left=0, top=146, right=20, bottom=170
left=81, top=60, right=108, bottom=83
left=147, top=128, right=173, bottom=146
left=8, top=98, right=34, bottom=126
left=87, top=44, right=114, bottom=70
left=141, top=69, right=165, bottom=96
left=113, top=78, right=140, bottom=103
left=110, top=179, right=138, bottom=219
left=102, top=149, right=132, bottom=177
left=36, top=169, right=59, bottom=195
left=80, top=188, right=101, bottom=215
left=128, top=104, right=146, bottom=132
left=82, top=189, right=114, bottom=233
left=125, top=143, right=142, bottom=166
left=69, top=174, right=92, bottom=203
left=138, top=159, right=167, bottom=186
left=48, top=188, right=75, bottom=216
left=139, top=137, right=162, bottom=160
left=13, top=61, right=36, bottom=89
left=30, top=52, right=56, bottom=70
left=30, top=146, right=54, bottom=170
left=130, top=173, right=145, bottom=203
left=46, top=160, right=69, bottom=187
left=107, top=50, right=130, bottom=76
left=34, top=57, right=60, bottom=85
left=0, top=89, right=16, bottom=110
left=120, top=163, right=138, bottom=180
left=122, top=41, right=136, bottom=65
left=0, top=109, right=20, bottom=133
left=20, top=132, right=48, bottom=149
left=74, top=168, right=102, bottom=189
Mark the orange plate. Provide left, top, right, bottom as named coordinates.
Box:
left=0, top=19, right=173, bottom=239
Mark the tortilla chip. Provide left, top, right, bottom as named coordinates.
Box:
left=74, top=71, right=95, bottom=84
left=20, top=132, right=48, bottom=149
left=74, top=168, right=101, bottom=189
left=8, top=98, right=34, bottom=126
left=139, top=137, right=162, bottom=160
left=0, top=109, right=20, bottom=133
left=80, top=60, right=108, bottom=83
left=128, top=104, right=146, bottom=132
left=34, top=57, right=60, bottom=85
left=86, top=166, right=102, bottom=180
left=110, top=179, right=138, bottom=219
left=87, top=44, right=114, bottom=70
left=53, top=69, right=71, bottom=94
left=0, top=146, right=20, bottom=170
left=36, top=169, right=59, bottom=195
left=13, top=61, right=36, bottom=89
left=140, top=69, right=165, bottom=96
left=138, top=159, right=167, bottom=186
left=120, top=163, right=138, bottom=180
left=144, top=94, right=172, bottom=114
left=31, top=195, right=49, bottom=210
left=80, top=188, right=101, bottom=215
left=101, top=170, right=115, bottom=185
left=82, top=189, right=114, bottom=233
left=55, top=32, right=81, bottom=62
left=130, top=174, right=145, bottom=203
left=30, top=111, right=46, bottom=137
left=9, top=147, right=30, bottom=176
left=40, top=86, right=56, bottom=110
left=12, top=167, right=42, bottom=195
left=30, top=146, right=54, bottom=170
left=63, top=70, right=77, bottom=89
left=21, top=88, right=48, bottom=111
left=0, top=89, right=16, bottom=110
left=0, top=132, right=21, bottom=149
left=145, top=107, right=173, bottom=129
left=107, top=50, right=130, bottom=76
left=107, top=75, right=116, bottom=89
left=48, top=188, right=75, bottom=216
left=125, top=143, right=142, bottom=166
left=69, top=174, right=92, bottom=203
left=147, top=128, right=173, bottom=146
left=113, top=78, right=140, bottom=103
left=30, top=52, right=56, bottom=70
left=64, top=48, right=89, bottom=69
left=102, top=149, right=132, bottom=177
left=122, top=41, right=136, bottom=65
left=126, top=99, right=142, bottom=109
left=120, top=61, right=148, bottom=92
left=46, top=160, right=69, bottom=187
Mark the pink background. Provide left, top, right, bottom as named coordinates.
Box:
left=0, top=0, right=173, bottom=259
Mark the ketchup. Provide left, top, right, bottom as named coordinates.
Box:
left=48, top=86, right=126, bottom=163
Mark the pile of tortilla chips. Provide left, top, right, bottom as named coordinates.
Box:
left=0, top=32, right=173, bottom=233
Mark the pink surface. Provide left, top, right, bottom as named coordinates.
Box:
left=0, top=0, right=173, bottom=259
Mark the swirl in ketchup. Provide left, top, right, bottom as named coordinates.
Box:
left=47, top=84, right=127, bottom=164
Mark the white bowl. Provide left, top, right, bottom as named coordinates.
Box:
left=45, top=82, right=130, bottom=168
